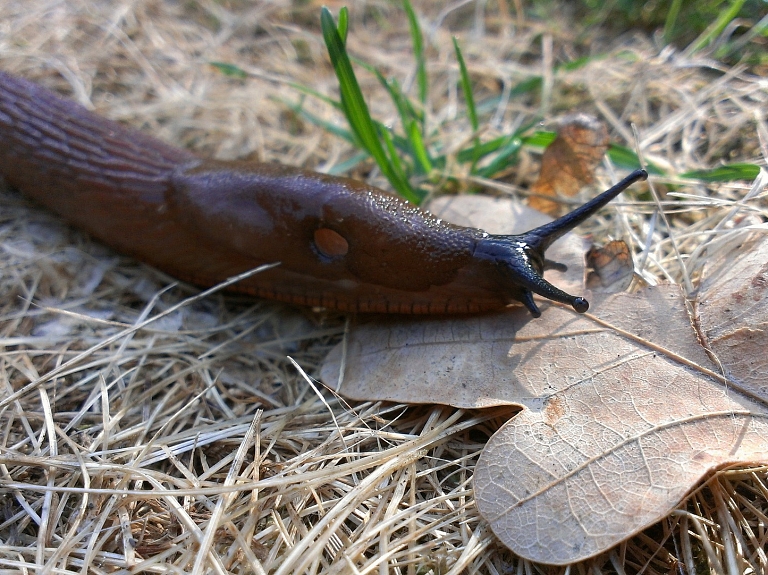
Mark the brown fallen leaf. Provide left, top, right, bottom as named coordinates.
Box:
left=472, top=280, right=768, bottom=565
left=586, top=239, right=634, bottom=292
left=320, top=195, right=768, bottom=565
left=529, top=113, right=609, bottom=215
left=697, top=234, right=768, bottom=399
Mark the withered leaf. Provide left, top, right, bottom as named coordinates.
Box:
left=697, top=234, right=768, bottom=400
left=319, top=195, right=768, bottom=565
left=472, top=280, right=768, bottom=565
left=529, top=114, right=609, bottom=215
left=586, top=239, right=634, bottom=292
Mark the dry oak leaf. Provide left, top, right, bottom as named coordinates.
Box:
left=529, top=114, right=609, bottom=215
left=472, top=281, right=768, bottom=565
left=697, top=233, right=768, bottom=401
left=585, top=239, right=634, bottom=293
left=320, top=195, right=768, bottom=565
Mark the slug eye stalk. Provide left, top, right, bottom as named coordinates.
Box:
left=477, top=169, right=648, bottom=317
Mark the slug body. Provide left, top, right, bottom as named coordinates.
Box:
left=0, top=71, right=647, bottom=315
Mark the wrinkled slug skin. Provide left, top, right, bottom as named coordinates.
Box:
left=0, top=71, right=513, bottom=313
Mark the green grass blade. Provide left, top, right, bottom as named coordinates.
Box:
left=607, top=144, right=665, bottom=175
left=453, top=37, right=478, bottom=132
left=714, top=13, right=768, bottom=60
left=521, top=131, right=557, bottom=148
left=680, top=163, right=760, bottom=182
left=556, top=54, right=602, bottom=71
left=362, top=62, right=423, bottom=129
left=408, top=120, right=433, bottom=174
left=663, top=0, right=685, bottom=45
left=321, top=7, right=380, bottom=150
left=288, top=82, right=344, bottom=110
left=352, top=42, right=431, bottom=176
left=476, top=137, right=524, bottom=178
left=456, top=134, right=517, bottom=163
left=337, top=6, right=349, bottom=44
left=380, top=127, right=412, bottom=190
left=403, top=0, right=428, bottom=108
left=453, top=37, right=480, bottom=172
left=370, top=73, right=433, bottom=174
left=503, top=136, right=668, bottom=177
left=326, top=151, right=370, bottom=175
left=688, top=0, right=748, bottom=54
left=209, top=61, right=248, bottom=79
left=388, top=77, right=424, bottom=128
left=509, top=76, right=543, bottom=97
left=279, top=97, right=355, bottom=143
left=320, top=7, right=419, bottom=203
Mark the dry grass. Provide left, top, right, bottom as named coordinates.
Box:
left=0, top=0, right=767, bottom=573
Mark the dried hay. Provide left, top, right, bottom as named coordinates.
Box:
left=0, top=0, right=766, bottom=573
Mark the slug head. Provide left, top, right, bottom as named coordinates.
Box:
left=475, top=169, right=647, bottom=317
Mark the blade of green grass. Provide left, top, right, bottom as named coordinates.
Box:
left=680, top=163, right=760, bottom=182
left=607, top=144, right=665, bottom=175
left=389, top=80, right=432, bottom=174
left=502, top=135, right=668, bottom=177
left=407, top=120, right=432, bottom=174
left=472, top=56, right=592, bottom=113
left=453, top=37, right=480, bottom=172
left=320, top=7, right=420, bottom=203
left=509, top=76, right=544, bottom=98
left=403, top=0, right=427, bottom=110
left=337, top=6, right=348, bottom=44
left=288, top=82, right=344, bottom=110
left=209, top=61, right=248, bottom=79
left=476, top=136, right=524, bottom=178
left=380, top=127, right=411, bottom=189
left=713, top=13, right=768, bottom=61
left=521, top=131, right=557, bottom=148
left=663, top=0, right=685, bottom=45
left=687, top=0, right=748, bottom=54
left=359, top=61, right=423, bottom=130
left=326, top=151, right=370, bottom=175
left=279, top=97, right=355, bottom=143
left=354, top=58, right=432, bottom=174
left=456, top=134, right=520, bottom=164
left=556, top=54, right=603, bottom=72
left=453, top=38, right=478, bottom=133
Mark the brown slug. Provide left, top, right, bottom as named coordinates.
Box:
left=0, top=71, right=647, bottom=316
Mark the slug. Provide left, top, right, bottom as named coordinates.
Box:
left=0, top=71, right=647, bottom=316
